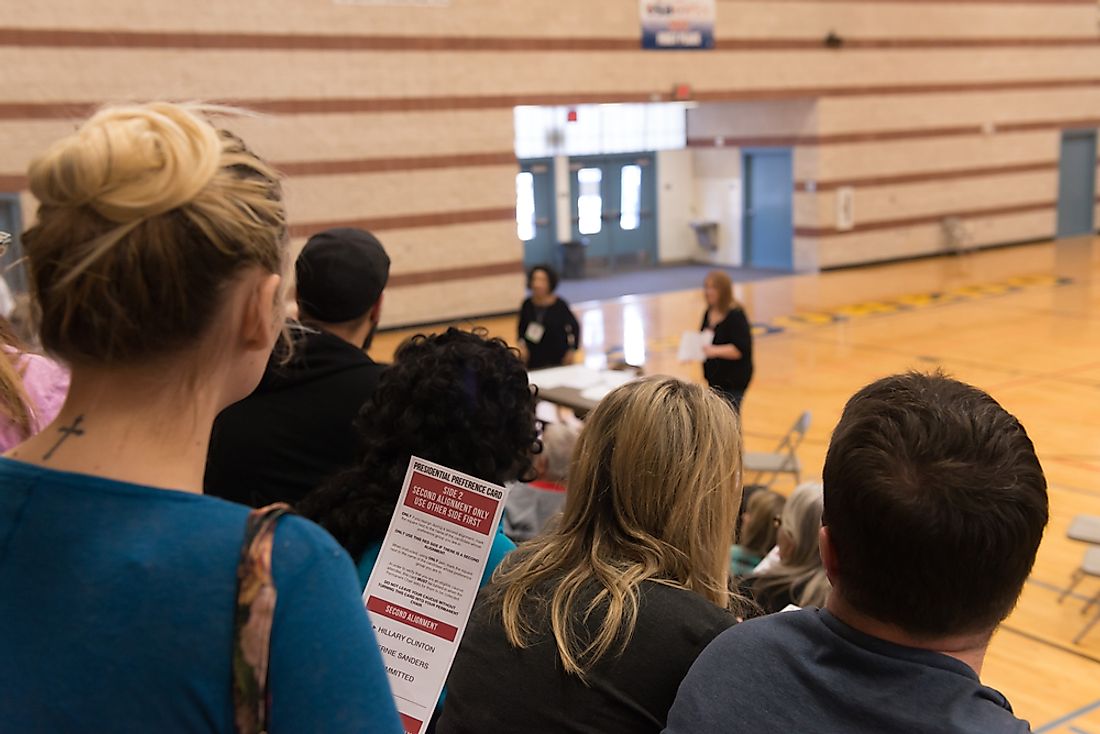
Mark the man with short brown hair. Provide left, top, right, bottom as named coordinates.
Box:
left=665, top=371, right=1047, bottom=734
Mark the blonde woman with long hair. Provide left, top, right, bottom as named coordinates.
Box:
left=729, top=488, right=786, bottom=577
left=701, top=270, right=753, bottom=413
left=0, top=103, right=400, bottom=732
left=740, top=482, right=830, bottom=614
left=437, top=376, right=743, bottom=734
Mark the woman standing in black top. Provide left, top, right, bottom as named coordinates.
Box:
left=701, top=270, right=753, bottom=413
left=518, top=264, right=581, bottom=370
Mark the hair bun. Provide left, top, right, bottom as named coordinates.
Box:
left=28, top=102, right=222, bottom=223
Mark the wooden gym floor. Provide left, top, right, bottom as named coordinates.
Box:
left=373, top=237, right=1100, bottom=731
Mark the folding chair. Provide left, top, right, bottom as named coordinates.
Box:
left=1067, top=515, right=1100, bottom=545
left=1057, top=547, right=1100, bottom=644
left=743, top=411, right=811, bottom=488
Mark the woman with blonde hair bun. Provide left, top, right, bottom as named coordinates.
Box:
left=0, top=103, right=401, bottom=733
left=438, top=376, right=744, bottom=734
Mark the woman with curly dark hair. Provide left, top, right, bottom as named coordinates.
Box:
left=299, top=327, right=539, bottom=590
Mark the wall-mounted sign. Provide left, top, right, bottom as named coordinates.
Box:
left=836, top=186, right=856, bottom=231
left=641, top=0, right=716, bottom=50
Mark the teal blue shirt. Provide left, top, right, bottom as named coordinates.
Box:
left=0, top=457, right=402, bottom=734
left=357, top=524, right=517, bottom=590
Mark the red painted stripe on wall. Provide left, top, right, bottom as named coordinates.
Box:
left=795, top=201, right=1056, bottom=237
left=287, top=207, right=516, bottom=237
left=0, top=28, right=1097, bottom=52
left=4, top=80, right=1100, bottom=120
left=690, top=117, right=1100, bottom=150
left=388, top=261, right=523, bottom=287
left=794, top=160, right=1063, bottom=191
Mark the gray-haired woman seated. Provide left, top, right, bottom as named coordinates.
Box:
left=437, top=376, right=745, bottom=734
left=738, top=482, right=830, bottom=615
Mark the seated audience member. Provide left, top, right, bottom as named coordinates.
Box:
left=503, top=421, right=579, bottom=542
left=437, top=377, right=743, bottom=734
left=665, top=372, right=1048, bottom=734
left=205, top=227, right=389, bottom=506
left=739, top=482, right=828, bottom=614
left=299, top=327, right=537, bottom=589
left=0, top=315, right=69, bottom=453
left=0, top=102, right=401, bottom=732
left=729, top=488, right=785, bottom=578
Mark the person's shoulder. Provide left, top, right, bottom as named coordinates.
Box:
left=640, top=582, right=737, bottom=633
left=487, top=525, right=517, bottom=567
left=14, top=350, right=67, bottom=382
left=707, top=607, right=820, bottom=656
left=271, top=514, right=351, bottom=577
left=728, top=306, right=749, bottom=322
left=15, top=350, right=61, bottom=371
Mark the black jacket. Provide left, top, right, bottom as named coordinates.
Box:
left=204, top=327, right=385, bottom=507
left=438, top=581, right=735, bottom=734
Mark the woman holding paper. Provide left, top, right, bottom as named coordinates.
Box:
left=299, top=327, right=538, bottom=590
left=700, top=270, right=753, bottom=413
left=437, top=376, right=744, bottom=734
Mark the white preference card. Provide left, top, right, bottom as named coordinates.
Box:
left=678, top=330, right=713, bottom=362
left=363, top=457, right=510, bottom=734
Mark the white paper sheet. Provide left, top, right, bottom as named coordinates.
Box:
left=678, top=330, right=713, bottom=362
left=363, top=457, right=510, bottom=734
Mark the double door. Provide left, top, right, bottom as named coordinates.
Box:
left=569, top=154, right=657, bottom=272
left=517, top=154, right=658, bottom=273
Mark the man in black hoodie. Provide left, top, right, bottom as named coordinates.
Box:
left=204, top=228, right=390, bottom=507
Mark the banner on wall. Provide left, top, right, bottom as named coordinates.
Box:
left=641, top=0, right=716, bottom=50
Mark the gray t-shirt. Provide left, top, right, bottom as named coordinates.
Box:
left=664, top=608, right=1030, bottom=734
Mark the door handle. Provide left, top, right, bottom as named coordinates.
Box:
left=535, top=218, right=550, bottom=226
left=601, top=211, right=621, bottom=220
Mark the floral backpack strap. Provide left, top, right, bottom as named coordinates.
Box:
left=233, top=502, right=295, bottom=734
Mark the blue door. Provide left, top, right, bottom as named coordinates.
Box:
left=1056, top=130, right=1097, bottom=238
left=517, top=158, right=557, bottom=269
left=569, top=153, right=658, bottom=273
left=743, top=148, right=794, bottom=270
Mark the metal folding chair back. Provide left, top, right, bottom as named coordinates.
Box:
left=743, top=411, right=811, bottom=488
left=1058, top=547, right=1100, bottom=644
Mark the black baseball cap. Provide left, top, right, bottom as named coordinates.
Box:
left=295, top=228, right=390, bottom=323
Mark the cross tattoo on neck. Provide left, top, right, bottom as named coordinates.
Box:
left=43, top=415, right=86, bottom=461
